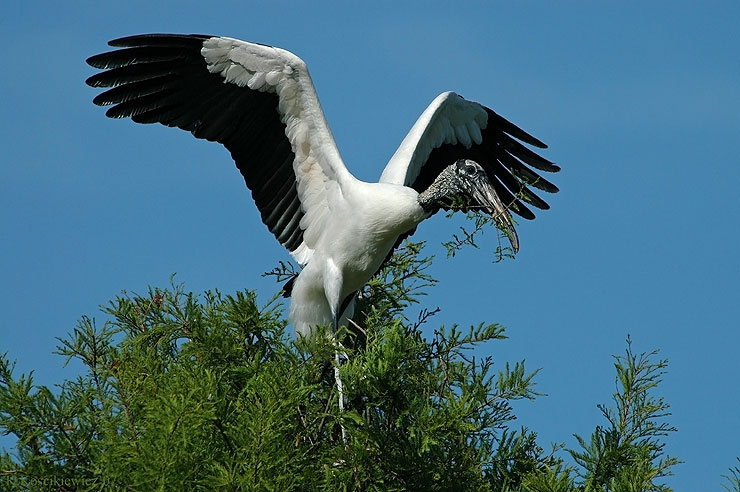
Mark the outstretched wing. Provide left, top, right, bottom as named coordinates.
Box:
left=86, top=34, right=353, bottom=266
left=380, top=91, right=559, bottom=220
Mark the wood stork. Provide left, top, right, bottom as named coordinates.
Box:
left=85, top=34, right=559, bottom=338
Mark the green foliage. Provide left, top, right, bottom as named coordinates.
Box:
left=723, top=458, right=740, bottom=492
left=441, top=210, right=516, bottom=263
left=0, top=240, right=720, bottom=491
left=569, top=338, right=680, bottom=492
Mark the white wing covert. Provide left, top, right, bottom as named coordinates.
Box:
left=381, top=91, right=559, bottom=221
left=86, top=34, right=352, bottom=266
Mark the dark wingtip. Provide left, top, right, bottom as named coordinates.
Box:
left=86, top=52, right=112, bottom=69
left=487, top=107, right=549, bottom=149
left=108, top=33, right=212, bottom=47
left=508, top=199, right=536, bottom=220
left=108, top=34, right=175, bottom=47
left=108, top=34, right=162, bottom=47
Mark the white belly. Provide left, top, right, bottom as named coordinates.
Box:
left=289, top=182, right=427, bottom=336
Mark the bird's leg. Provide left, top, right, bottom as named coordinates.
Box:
left=332, top=315, right=348, bottom=445
left=334, top=353, right=346, bottom=412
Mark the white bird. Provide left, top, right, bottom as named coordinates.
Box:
left=86, top=34, right=559, bottom=338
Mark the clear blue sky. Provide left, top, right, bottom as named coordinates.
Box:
left=1, top=1, right=738, bottom=488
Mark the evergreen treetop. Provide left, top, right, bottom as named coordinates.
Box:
left=1, top=241, right=734, bottom=490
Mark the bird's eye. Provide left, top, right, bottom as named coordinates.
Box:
left=463, top=163, right=477, bottom=175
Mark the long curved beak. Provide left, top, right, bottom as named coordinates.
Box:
left=471, top=177, right=519, bottom=253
